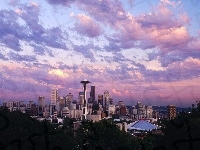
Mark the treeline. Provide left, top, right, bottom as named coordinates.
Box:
left=1, top=104, right=200, bottom=150
left=0, top=107, right=149, bottom=150
left=153, top=102, right=200, bottom=150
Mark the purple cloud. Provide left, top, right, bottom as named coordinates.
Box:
left=0, top=10, right=25, bottom=51
left=0, top=53, right=8, bottom=60
left=73, top=44, right=96, bottom=62
left=8, top=52, right=36, bottom=62
left=74, top=14, right=102, bottom=38
left=46, top=0, right=74, bottom=6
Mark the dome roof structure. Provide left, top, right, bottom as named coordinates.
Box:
left=128, top=120, right=157, bottom=131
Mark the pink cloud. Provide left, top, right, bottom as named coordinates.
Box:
left=119, top=3, right=190, bottom=51
left=188, top=38, right=200, bottom=51
left=76, top=0, right=126, bottom=26
left=112, top=88, right=122, bottom=96
left=74, top=14, right=102, bottom=38
left=160, top=0, right=180, bottom=7
left=46, top=0, right=193, bottom=54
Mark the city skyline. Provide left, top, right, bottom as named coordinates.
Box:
left=0, top=0, right=200, bottom=107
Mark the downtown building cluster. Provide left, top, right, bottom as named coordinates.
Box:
left=1, top=82, right=177, bottom=123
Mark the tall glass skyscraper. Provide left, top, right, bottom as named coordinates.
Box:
left=90, top=86, right=95, bottom=103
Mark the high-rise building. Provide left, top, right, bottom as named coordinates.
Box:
left=57, top=96, right=66, bottom=117
left=50, top=88, right=58, bottom=115
left=145, top=106, right=153, bottom=119
left=118, top=101, right=124, bottom=108
left=43, top=105, right=50, bottom=118
left=98, top=95, right=103, bottom=106
left=38, top=96, right=45, bottom=116
left=120, top=104, right=127, bottom=116
left=79, top=92, right=84, bottom=105
left=135, top=102, right=146, bottom=119
left=167, top=105, right=176, bottom=120
left=108, top=105, right=115, bottom=116
left=51, top=88, right=58, bottom=106
left=104, top=90, right=109, bottom=111
left=109, top=98, right=113, bottom=105
left=90, top=86, right=95, bottom=103
left=66, top=93, right=73, bottom=109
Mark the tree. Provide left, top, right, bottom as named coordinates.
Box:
left=152, top=104, right=200, bottom=150
left=0, top=107, right=75, bottom=150
left=75, top=119, right=141, bottom=149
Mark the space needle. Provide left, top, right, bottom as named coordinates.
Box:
left=80, top=79, right=90, bottom=120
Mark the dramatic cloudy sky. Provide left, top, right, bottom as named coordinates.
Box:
left=0, top=0, right=200, bottom=107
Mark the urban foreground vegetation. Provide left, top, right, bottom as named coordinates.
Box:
left=1, top=103, right=200, bottom=150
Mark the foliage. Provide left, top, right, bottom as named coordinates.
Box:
left=75, top=119, right=141, bottom=150
left=152, top=102, right=200, bottom=150
left=0, top=107, right=74, bottom=150
left=4, top=104, right=200, bottom=150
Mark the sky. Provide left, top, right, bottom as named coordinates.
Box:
left=0, top=0, right=200, bottom=107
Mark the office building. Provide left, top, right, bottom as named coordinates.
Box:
left=118, top=101, right=124, bottom=108
left=104, top=90, right=109, bottom=111
left=50, top=88, right=58, bottom=115
left=167, top=105, right=176, bottom=120
left=109, top=98, right=113, bottom=105
left=108, top=105, right=115, bottom=116
left=120, top=104, right=127, bottom=116
left=66, top=93, right=73, bottom=109
left=145, top=106, right=153, bottom=119
left=79, top=92, right=84, bottom=105
left=57, top=96, right=66, bottom=117
left=90, top=86, right=95, bottom=103
left=98, top=95, right=103, bottom=106
left=38, top=96, right=45, bottom=116
left=51, top=88, right=58, bottom=106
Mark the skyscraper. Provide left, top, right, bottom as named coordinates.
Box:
left=79, top=92, right=84, bottom=105
left=104, top=90, right=109, bottom=111
left=90, top=86, right=95, bottom=103
left=67, top=93, right=73, bottom=102
left=66, top=93, right=73, bottom=109
left=38, top=96, right=45, bottom=116
left=50, top=88, right=58, bottom=115
left=109, top=98, right=113, bottom=105
left=51, top=88, right=58, bottom=106
left=167, top=105, right=176, bottom=120
left=57, top=96, right=65, bottom=117
left=98, top=95, right=103, bottom=106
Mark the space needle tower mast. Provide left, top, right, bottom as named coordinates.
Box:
left=80, top=79, right=90, bottom=120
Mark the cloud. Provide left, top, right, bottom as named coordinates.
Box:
left=45, top=0, right=194, bottom=58
left=80, top=66, right=96, bottom=76
left=9, top=0, right=20, bottom=6
left=46, top=0, right=74, bottom=6
left=112, top=88, right=122, bottom=96
left=0, top=4, right=67, bottom=54
left=160, top=0, right=180, bottom=7
left=48, top=69, right=69, bottom=78
left=73, top=44, right=96, bottom=62
left=30, top=44, right=46, bottom=56
left=0, top=10, right=24, bottom=51
left=8, top=52, right=36, bottom=62
left=0, top=53, right=8, bottom=60
left=188, top=37, right=200, bottom=51
left=73, top=14, right=102, bottom=38
left=76, top=0, right=126, bottom=25
left=141, top=57, right=200, bottom=82
left=41, top=27, right=67, bottom=49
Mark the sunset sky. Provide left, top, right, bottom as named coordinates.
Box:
left=0, top=0, right=200, bottom=107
